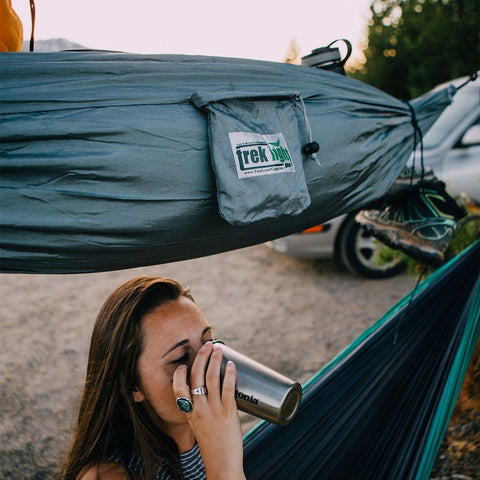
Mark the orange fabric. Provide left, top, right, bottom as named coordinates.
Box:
left=0, top=0, right=24, bottom=52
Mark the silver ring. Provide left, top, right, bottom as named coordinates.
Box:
left=176, top=396, right=193, bottom=413
left=191, top=386, right=208, bottom=396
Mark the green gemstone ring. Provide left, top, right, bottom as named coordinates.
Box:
left=176, top=396, right=193, bottom=413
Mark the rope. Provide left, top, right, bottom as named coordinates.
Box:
left=403, top=100, right=425, bottom=186
left=402, top=71, right=477, bottom=189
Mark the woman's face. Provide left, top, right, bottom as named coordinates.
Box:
left=132, top=296, right=213, bottom=427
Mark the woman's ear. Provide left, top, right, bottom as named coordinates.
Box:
left=132, top=387, right=145, bottom=403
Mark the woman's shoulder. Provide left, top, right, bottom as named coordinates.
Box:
left=77, top=461, right=134, bottom=480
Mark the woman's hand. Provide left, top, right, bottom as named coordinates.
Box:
left=173, top=342, right=246, bottom=480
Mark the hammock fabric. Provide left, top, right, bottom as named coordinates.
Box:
left=243, top=241, right=480, bottom=480
left=0, top=51, right=455, bottom=273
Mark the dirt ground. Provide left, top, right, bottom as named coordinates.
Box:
left=0, top=244, right=475, bottom=479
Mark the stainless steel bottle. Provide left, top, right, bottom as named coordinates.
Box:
left=212, top=341, right=302, bottom=426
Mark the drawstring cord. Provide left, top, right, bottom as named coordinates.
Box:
left=298, top=95, right=322, bottom=168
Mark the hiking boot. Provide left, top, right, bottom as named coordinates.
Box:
left=355, top=181, right=467, bottom=266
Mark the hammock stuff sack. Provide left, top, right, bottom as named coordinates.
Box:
left=243, top=241, right=480, bottom=480
left=0, top=51, right=455, bottom=273
left=190, top=91, right=312, bottom=225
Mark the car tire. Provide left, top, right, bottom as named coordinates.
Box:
left=336, top=213, right=406, bottom=279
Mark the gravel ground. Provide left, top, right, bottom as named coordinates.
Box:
left=0, top=243, right=446, bottom=479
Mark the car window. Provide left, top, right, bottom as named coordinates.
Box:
left=423, top=88, right=479, bottom=149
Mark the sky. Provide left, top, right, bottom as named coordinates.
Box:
left=12, top=0, right=373, bottom=63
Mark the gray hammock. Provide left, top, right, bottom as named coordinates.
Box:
left=0, top=51, right=455, bottom=273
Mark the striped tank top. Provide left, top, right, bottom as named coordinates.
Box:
left=108, top=442, right=206, bottom=480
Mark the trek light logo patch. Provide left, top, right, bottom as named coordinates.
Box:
left=229, top=132, right=295, bottom=179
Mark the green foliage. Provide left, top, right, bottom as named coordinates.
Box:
left=378, top=244, right=404, bottom=265
left=351, top=0, right=480, bottom=99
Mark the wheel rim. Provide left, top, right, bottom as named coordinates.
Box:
left=354, top=227, right=404, bottom=272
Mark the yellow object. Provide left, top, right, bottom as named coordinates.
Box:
left=0, top=0, right=24, bottom=52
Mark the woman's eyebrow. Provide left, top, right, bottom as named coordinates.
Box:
left=162, top=339, right=189, bottom=358
left=162, top=326, right=212, bottom=358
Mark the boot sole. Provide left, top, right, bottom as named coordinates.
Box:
left=355, top=216, right=445, bottom=267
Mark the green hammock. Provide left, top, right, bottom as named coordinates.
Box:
left=243, top=241, right=480, bottom=479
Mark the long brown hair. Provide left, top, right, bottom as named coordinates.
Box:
left=59, top=276, right=194, bottom=480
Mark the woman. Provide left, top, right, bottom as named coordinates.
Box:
left=59, top=276, right=246, bottom=480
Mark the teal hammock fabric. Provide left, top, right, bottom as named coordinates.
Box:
left=243, top=242, right=480, bottom=480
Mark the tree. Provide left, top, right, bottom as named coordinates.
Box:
left=352, top=0, right=479, bottom=99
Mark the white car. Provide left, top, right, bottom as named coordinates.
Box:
left=267, top=75, right=480, bottom=278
